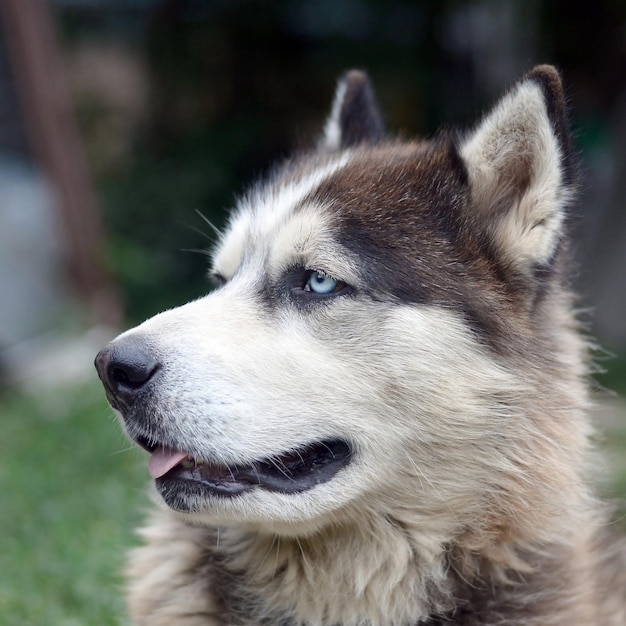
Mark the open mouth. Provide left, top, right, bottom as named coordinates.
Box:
left=137, top=437, right=352, bottom=499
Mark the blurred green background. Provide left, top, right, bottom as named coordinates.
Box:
left=1, top=1, right=625, bottom=624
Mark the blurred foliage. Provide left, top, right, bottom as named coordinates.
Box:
left=597, top=348, right=626, bottom=396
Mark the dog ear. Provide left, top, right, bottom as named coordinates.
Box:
left=460, top=65, right=577, bottom=273
left=320, top=70, right=386, bottom=150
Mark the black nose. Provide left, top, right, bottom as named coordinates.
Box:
left=95, top=337, right=160, bottom=409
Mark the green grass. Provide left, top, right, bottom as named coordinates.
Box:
left=0, top=382, right=148, bottom=625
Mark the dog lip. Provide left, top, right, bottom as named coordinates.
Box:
left=154, top=438, right=352, bottom=502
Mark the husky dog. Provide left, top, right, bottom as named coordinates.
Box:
left=95, top=66, right=626, bottom=625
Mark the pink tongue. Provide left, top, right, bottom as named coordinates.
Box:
left=148, top=447, right=189, bottom=479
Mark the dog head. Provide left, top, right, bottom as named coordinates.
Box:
left=96, top=67, right=586, bottom=540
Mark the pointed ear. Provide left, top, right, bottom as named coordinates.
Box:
left=460, top=65, right=577, bottom=273
left=320, top=70, right=385, bottom=150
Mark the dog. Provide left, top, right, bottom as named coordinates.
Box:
left=95, top=65, right=626, bottom=625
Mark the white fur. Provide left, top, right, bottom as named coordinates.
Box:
left=460, top=81, right=570, bottom=269
left=213, top=154, right=351, bottom=282
left=322, top=77, right=348, bottom=150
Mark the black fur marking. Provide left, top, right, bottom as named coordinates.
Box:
left=311, top=140, right=532, bottom=354
left=522, top=65, right=578, bottom=188
left=443, top=131, right=469, bottom=188
left=335, top=70, right=386, bottom=148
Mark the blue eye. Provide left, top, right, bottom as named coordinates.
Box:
left=305, top=271, right=339, bottom=295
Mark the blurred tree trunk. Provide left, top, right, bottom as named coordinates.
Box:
left=0, top=0, right=121, bottom=327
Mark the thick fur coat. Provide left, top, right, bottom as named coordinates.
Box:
left=96, top=66, right=626, bottom=625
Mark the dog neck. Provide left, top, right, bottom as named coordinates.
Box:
left=206, top=504, right=598, bottom=626
left=210, top=515, right=454, bottom=625
left=129, top=503, right=598, bottom=626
